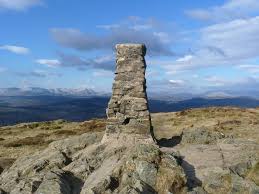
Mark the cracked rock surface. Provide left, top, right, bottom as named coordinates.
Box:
left=0, top=126, right=259, bottom=194
left=161, top=129, right=259, bottom=194
left=0, top=133, right=188, bottom=194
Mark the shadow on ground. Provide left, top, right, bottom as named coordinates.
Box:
left=181, top=159, right=202, bottom=190
left=151, top=128, right=202, bottom=191
left=157, top=135, right=182, bottom=147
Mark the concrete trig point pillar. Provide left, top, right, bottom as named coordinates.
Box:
left=106, top=44, right=152, bottom=135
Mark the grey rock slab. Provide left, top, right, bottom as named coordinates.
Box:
left=35, top=170, right=71, bottom=194
left=0, top=132, right=102, bottom=193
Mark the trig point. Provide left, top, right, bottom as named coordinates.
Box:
left=106, top=44, right=152, bottom=135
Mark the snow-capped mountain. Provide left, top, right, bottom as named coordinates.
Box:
left=203, top=92, right=235, bottom=99
left=0, top=87, right=105, bottom=97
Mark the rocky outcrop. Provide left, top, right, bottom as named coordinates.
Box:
left=0, top=126, right=259, bottom=194
left=106, top=44, right=152, bottom=135
left=0, top=132, right=103, bottom=194
left=0, top=133, right=187, bottom=194
left=162, top=130, right=259, bottom=194
left=181, top=128, right=226, bottom=144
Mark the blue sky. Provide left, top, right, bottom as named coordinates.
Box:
left=0, top=0, right=259, bottom=97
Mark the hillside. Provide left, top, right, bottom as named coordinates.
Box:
left=0, top=107, right=258, bottom=193
left=1, top=95, right=259, bottom=126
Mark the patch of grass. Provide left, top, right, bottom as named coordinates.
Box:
left=51, top=125, right=62, bottom=130
left=79, top=119, right=106, bottom=133
left=40, top=124, right=62, bottom=130
left=0, top=158, right=15, bottom=173
left=18, top=123, right=40, bottom=129
left=246, top=162, right=259, bottom=185
left=1, top=131, right=13, bottom=135
left=52, top=130, right=77, bottom=136
left=53, top=119, right=67, bottom=124
left=3, top=133, right=50, bottom=148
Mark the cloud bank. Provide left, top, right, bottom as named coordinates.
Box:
left=0, top=45, right=30, bottom=55
left=186, top=0, right=259, bottom=22
left=36, top=54, right=115, bottom=71
left=0, top=0, right=42, bottom=11
left=16, top=70, right=62, bottom=78
left=50, top=18, right=174, bottom=56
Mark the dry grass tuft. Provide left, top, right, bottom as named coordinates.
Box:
left=0, top=118, right=106, bottom=159
left=79, top=119, right=106, bottom=132
left=3, top=133, right=51, bottom=148
left=52, top=130, right=77, bottom=136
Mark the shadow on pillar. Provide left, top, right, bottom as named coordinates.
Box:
left=150, top=125, right=158, bottom=144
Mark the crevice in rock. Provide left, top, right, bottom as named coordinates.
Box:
left=33, top=160, right=49, bottom=173
left=107, top=177, right=120, bottom=192
left=135, top=181, right=157, bottom=194
left=31, top=180, right=42, bottom=193
left=61, top=152, right=73, bottom=166
left=216, top=143, right=226, bottom=169
left=122, top=118, right=130, bottom=125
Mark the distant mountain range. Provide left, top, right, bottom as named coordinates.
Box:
left=0, top=87, right=258, bottom=126
left=0, top=94, right=259, bottom=126
left=1, top=87, right=257, bottom=101
left=0, top=87, right=108, bottom=97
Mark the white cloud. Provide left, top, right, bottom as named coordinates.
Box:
left=0, top=67, right=7, bottom=73
left=204, top=76, right=228, bottom=87
left=201, top=16, right=259, bottom=60
left=29, top=69, right=48, bottom=77
left=57, top=53, right=115, bottom=71
left=238, top=64, right=259, bottom=74
left=0, top=45, right=30, bottom=54
left=16, top=69, right=62, bottom=78
left=50, top=17, right=174, bottom=56
left=0, top=0, right=42, bottom=11
left=50, top=27, right=174, bottom=56
left=186, top=0, right=259, bottom=22
left=93, top=70, right=113, bottom=77
left=96, top=24, right=120, bottom=30
left=146, top=70, right=160, bottom=77
left=36, top=59, right=61, bottom=67
left=131, top=24, right=153, bottom=31
left=148, top=75, right=259, bottom=97
left=93, top=55, right=113, bottom=64
left=153, top=32, right=171, bottom=43
left=186, top=9, right=212, bottom=21
left=176, top=55, right=194, bottom=62
left=149, top=47, right=228, bottom=75
left=154, top=16, right=259, bottom=76
left=202, top=76, right=259, bottom=94
left=169, top=79, right=185, bottom=87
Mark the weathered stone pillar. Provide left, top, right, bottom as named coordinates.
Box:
left=106, top=44, right=152, bottom=135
